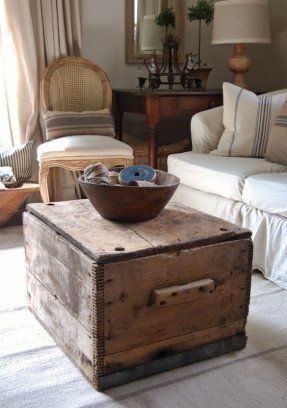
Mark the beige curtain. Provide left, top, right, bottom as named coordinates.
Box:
left=31, top=0, right=82, bottom=73
left=0, top=0, right=82, bottom=148
left=0, top=0, right=39, bottom=147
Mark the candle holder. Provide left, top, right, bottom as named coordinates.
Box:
left=137, top=77, right=147, bottom=90
left=138, top=35, right=204, bottom=91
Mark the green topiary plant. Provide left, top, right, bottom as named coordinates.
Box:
left=155, top=7, right=176, bottom=38
left=187, top=0, right=214, bottom=67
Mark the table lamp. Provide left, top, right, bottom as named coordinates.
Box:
left=212, top=0, right=270, bottom=89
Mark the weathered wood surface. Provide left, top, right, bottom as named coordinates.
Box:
left=26, top=200, right=251, bottom=263
left=103, top=239, right=251, bottom=354
left=24, top=212, right=95, bottom=285
left=104, top=321, right=245, bottom=374
left=27, top=272, right=94, bottom=381
left=24, top=202, right=253, bottom=390
left=100, top=335, right=247, bottom=390
left=26, top=238, right=93, bottom=331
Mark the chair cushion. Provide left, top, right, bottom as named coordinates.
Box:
left=37, top=135, right=133, bottom=161
left=168, top=151, right=287, bottom=202
left=210, top=83, right=287, bottom=158
left=242, top=173, right=287, bottom=218
left=42, top=109, right=115, bottom=141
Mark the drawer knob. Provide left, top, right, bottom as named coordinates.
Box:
left=209, top=102, right=216, bottom=109
left=151, top=278, right=215, bottom=307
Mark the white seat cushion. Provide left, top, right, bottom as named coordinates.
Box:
left=37, top=135, right=133, bottom=161
left=168, top=151, right=287, bottom=202
left=242, top=173, right=287, bottom=218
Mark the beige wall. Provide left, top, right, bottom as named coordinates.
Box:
left=82, top=0, right=287, bottom=92
left=247, top=0, right=287, bottom=91
left=83, top=0, right=138, bottom=89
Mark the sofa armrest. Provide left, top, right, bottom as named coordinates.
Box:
left=191, top=106, right=224, bottom=153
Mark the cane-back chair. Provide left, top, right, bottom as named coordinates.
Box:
left=38, top=56, right=133, bottom=203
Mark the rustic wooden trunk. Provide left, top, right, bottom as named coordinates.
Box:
left=24, top=200, right=252, bottom=390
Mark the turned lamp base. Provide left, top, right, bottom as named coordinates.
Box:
left=228, top=44, right=251, bottom=90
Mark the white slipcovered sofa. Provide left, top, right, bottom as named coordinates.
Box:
left=168, top=100, right=287, bottom=289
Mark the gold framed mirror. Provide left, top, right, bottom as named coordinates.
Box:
left=125, top=0, right=185, bottom=64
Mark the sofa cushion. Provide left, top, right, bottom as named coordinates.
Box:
left=37, top=135, right=133, bottom=161
left=242, top=173, right=287, bottom=218
left=210, top=83, right=287, bottom=158
left=168, top=151, right=287, bottom=202
left=265, top=100, right=287, bottom=166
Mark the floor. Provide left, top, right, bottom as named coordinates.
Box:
left=1, top=226, right=287, bottom=408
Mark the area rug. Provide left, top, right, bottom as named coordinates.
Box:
left=1, top=227, right=287, bottom=408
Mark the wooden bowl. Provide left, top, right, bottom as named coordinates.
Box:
left=0, top=183, right=39, bottom=227
left=78, top=170, right=180, bottom=222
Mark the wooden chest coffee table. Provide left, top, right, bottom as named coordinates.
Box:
left=24, top=200, right=252, bottom=390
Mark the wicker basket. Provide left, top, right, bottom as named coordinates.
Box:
left=123, top=134, right=190, bottom=171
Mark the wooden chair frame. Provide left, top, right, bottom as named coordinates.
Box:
left=39, top=156, right=133, bottom=203
left=39, top=57, right=132, bottom=203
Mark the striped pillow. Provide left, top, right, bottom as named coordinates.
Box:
left=43, top=109, right=115, bottom=141
left=211, top=83, right=287, bottom=158
left=0, top=140, right=34, bottom=187
left=265, top=100, right=287, bottom=166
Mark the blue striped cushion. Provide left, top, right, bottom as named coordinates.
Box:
left=211, top=84, right=287, bottom=158
left=251, top=95, right=272, bottom=157
left=0, top=140, right=34, bottom=187
left=265, top=101, right=287, bottom=165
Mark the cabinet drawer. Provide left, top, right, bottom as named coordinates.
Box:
left=177, top=96, right=222, bottom=111
left=159, top=95, right=222, bottom=115
left=104, top=239, right=251, bottom=355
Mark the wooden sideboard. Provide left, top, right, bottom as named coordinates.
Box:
left=112, top=89, right=223, bottom=168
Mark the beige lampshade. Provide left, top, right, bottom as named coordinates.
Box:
left=140, top=15, right=165, bottom=51
left=212, top=0, right=271, bottom=44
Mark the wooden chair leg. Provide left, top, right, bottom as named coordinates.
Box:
left=51, top=167, right=60, bottom=202
left=39, top=162, right=50, bottom=203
